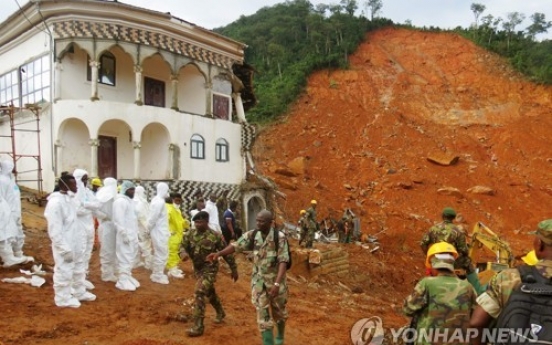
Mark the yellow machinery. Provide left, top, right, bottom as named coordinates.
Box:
left=468, top=221, right=515, bottom=285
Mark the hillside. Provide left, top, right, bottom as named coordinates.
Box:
left=254, top=27, right=552, bottom=259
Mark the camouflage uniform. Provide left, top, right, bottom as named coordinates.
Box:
left=403, top=272, right=477, bottom=345
left=341, top=212, right=353, bottom=244
left=305, top=207, right=317, bottom=248
left=420, top=220, right=473, bottom=272
left=182, top=227, right=237, bottom=321
left=298, top=214, right=308, bottom=245
left=232, top=228, right=290, bottom=331
left=476, top=260, right=552, bottom=318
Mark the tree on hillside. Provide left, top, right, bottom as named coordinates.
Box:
left=340, top=0, right=358, bottom=16
left=365, top=0, right=383, bottom=21
left=503, top=12, right=525, bottom=51
left=480, top=14, right=502, bottom=46
left=526, top=12, right=552, bottom=39
left=470, top=3, right=486, bottom=29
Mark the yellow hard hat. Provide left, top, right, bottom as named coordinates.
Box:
left=300, top=210, right=306, bottom=215
left=425, top=242, right=458, bottom=268
left=91, top=178, right=102, bottom=187
left=311, top=200, right=317, bottom=204
left=521, top=250, right=538, bottom=266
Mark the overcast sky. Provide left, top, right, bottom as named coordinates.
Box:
left=1, top=0, right=551, bottom=39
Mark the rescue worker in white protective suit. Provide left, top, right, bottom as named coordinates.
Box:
left=72, top=169, right=102, bottom=291
left=147, top=182, right=170, bottom=285
left=95, top=177, right=118, bottom=282
left=134, top=186, right=153, bottom=270
left=0, top=160, right=30, bottom=266
left=44, top=174, right=96, bottom=308
left=113, top=180, right=140, bottom=291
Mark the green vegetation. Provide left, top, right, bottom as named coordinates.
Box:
left=455, top=4, right=552, bottom=84
left=215, top=0, right=391, bottom=122
left=215, top=1, right=552, bottom=122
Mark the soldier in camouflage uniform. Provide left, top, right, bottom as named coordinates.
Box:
left=305, top=200, right=318, bottom=249
left=420, top=207, right=485, bottom=294
left=297, top=210, right=308, bottom=246
left=404, top=243, right=477, bottom=345
left=208, top=210, right=290, bottom=345
left=470, top=219, right=552, bottom=345
left=181, top=211, right=238, bottom=337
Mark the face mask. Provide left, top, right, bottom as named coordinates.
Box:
left=173, top=203, right=180, bottom=209
left=67, top=191, right=76, bottom=197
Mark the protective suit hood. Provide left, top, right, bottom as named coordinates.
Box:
left=156, top=183, right=169, bottom=199
left=73, top=169, right=87, bottom=182
left=96, top=177, right=117, bottom=203
left=120, top=180, right=135, bottom=195
left=0, top=159, right=14, bottom=177
left=135, top=186, right=147, bottom=202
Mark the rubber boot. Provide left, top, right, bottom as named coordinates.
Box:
left=211, top=296, right=226, bottom=324
left=262, top=329, right=274, bottom=345
left=188, top=318, right=204, bottom=337
left=0, top=240, right=26, bottom=267
left=275, top=321, right=285, bottom=345
left=467, top=271, right=486, bottom=295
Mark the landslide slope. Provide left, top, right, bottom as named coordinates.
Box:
left=253, top=27, right=552, bottom=257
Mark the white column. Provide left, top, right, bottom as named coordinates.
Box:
left=54, top=60, right=63, bottom=102
left=205, top=82, right=212, bottom=117
left=171, top=75, right=179, bottom=110
left=168, top=143, right=175, bottom=179
left=54, top=140, right=63, bottom=176
left=89, top=60, right=100, bottom=101
left=89, top=138, right=99, bottom=177
left=134, top=65, right=143, bottom=105
left=133, top=141, right=141, bottom=180
left=232, top=92, right=247, bottom=123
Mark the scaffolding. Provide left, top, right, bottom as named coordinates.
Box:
left=0, top=104, right=45, bottom=205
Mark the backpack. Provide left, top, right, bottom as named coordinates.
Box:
left=247, top=228, right=292, bottom=270
left=494, top=265, right=552, bottom=344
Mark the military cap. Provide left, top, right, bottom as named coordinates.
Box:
left=430, top=253, right=455, bottom=272
left=192, top=210, right=210, bottom=221
left=442, top=207, right=457, bottom=217
left=529, top=219, right=552, bottom=245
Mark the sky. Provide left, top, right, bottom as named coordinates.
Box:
left=1, top=0, right=551, bottom=39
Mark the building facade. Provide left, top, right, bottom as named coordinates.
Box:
left=0, top=0, right=267, bottom=228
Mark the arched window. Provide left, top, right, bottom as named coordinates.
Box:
left=190, top=134, right=205, bottom=159
left=87, top=52, right=116, bottom=86
left=215, top=138, right=229, bottom=162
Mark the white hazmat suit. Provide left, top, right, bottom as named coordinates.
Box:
left=96, top=177, right=118, bottom=282
left=113, top=181, right=140, bottom=291
left=134, top=186, right=153, bottom=269
left=147, top=182, right=170, bottom=285
left=73, top=169, right=102, bottom=290
left=0, top=159, right=31, bottom=266
left=205, top=198, right=221, bottom=233
left=44, top=187, right=96, bottom=307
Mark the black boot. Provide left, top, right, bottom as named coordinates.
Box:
left=188, top=318, right=204, bottom=337
left=211, top=296, right=226, bottom=324
left=275, top=321, right=285, bottom=345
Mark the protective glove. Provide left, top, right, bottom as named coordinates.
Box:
left=121, top=231, right=130, bottom=245
left=61, top=251, right=74, bottom=263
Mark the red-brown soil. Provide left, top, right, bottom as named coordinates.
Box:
left=2, top=27, right=552, bottom=344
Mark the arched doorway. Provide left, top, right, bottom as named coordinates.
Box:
left=140, top=123, right=171, bottom=179
left=97, top=119, right=133, bottom=179
left=57, top=118, right=90, bottom=174
left=246, top=196, right=265, bottom=232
